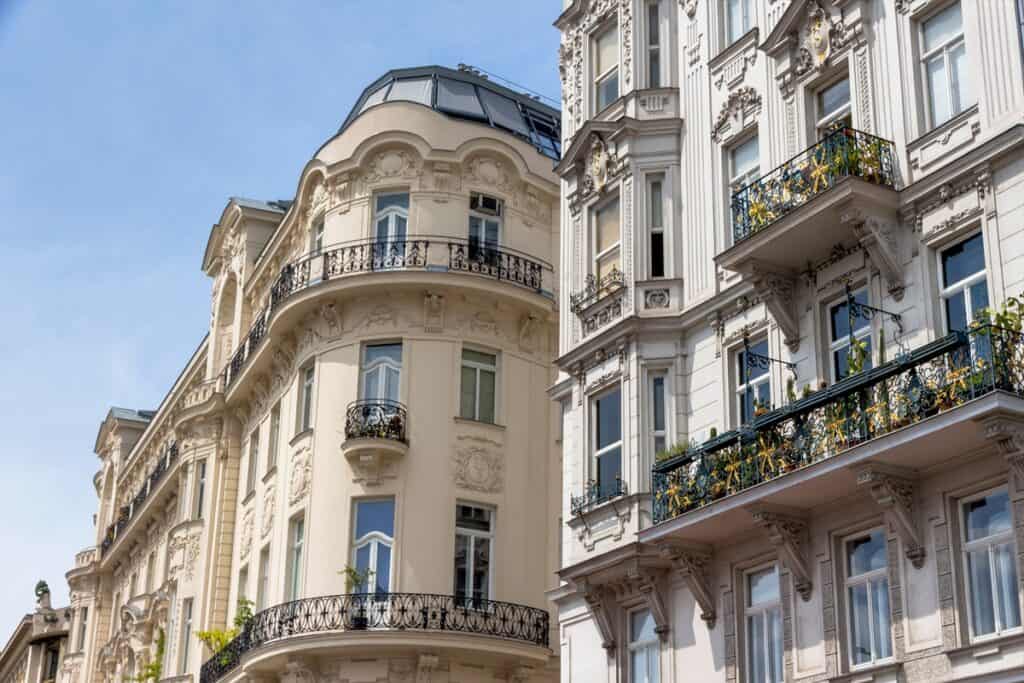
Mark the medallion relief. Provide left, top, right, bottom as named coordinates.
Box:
left=452, top=435, right=505, bottom=494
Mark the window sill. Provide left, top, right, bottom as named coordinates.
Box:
left=453, top=416, right=506, bottom=431
left=907, top=103, right=979, bottom=151
left=262, top=466, right=278, bottom=484
left=831, top=660, right=901, bottom=683
left=289, top=429, right=313, bottom=447
left=947, top=629, right=1024, bottom=659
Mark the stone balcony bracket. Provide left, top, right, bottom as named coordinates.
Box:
left=856, top=466, right=926, bottom=569
left=750, top=508, right=813, bottom=601
left=657, top=542, right=716, bottom=629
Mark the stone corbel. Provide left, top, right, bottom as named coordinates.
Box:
left=278, top=660, right=315, bottom=683
left=978, top=415, right=1024, bottom=482
left=747, top=263, right=800, bottom=352
left=660, top=543, right=716, bottom=628
left=577, top=579, right=618, bottom=650
left=416, top=654, right=440, bottom=683
left=842, top=209, right=904, bottom=300
left=857, top=467, right=925, bottom=568
left=635, top=570, right=672, bottom=641
left=751, top=509, right=813, bottom=601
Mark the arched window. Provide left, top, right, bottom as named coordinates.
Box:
left=351, top=498, right=395, bottom=597
left=373, top=193, right=408, bottom=244
left=360, top=344, right=402, bottom=403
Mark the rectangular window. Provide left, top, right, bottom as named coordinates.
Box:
left=921, top=2, right=971, bottom=128
left=286, top=516, right=305, bottom=601
left=460, top=349, right=498, bottom=423
left=257, top=546, right=271, bottom=611
left=736, top=339, right=771, bottom=425
left=361, top=344, right=402, bottom=402
left=940, top=233, right=988, bottom=332
left=729, top=136, right=760, bottom=237
left=845, top=529, right=892, bottom=666
left=310, top=218, right=324, bottom=255
left=629, top=608, right=660, bottom=683
left=45, top=646, right=59, bottom=681
left=179, top=598, right=193, bottom=674
left=246, top=427, right=259, bottom=496
left=594, top=23, right=620, bottom=112
left=726, top=0, right=752, bottom=44
left=745, top=565, right=782, bottom=683
left=650, top=372, right=667, bottom=456
left=592, top=388, right=623, bottom=499
left=829, top=289, right=873, bottom=382
left=193, top=459, right=207, bottom=519
left=469, top=193, right=503, bottom=265
left=816, top=77, right=852, bottom=138
left=647, top=1, right=662, bottom=88
left=454, top=504, right=494, bottom=607
left=962, top=488, right=1022, bottom=639
left=594, top=197, right=621, bottom=281
left=352, top=499, right=396, bottom=598
left=267, top=402, right=281, bottom=474
left=145, top=552, right=156, bottom=594
left=297, top=365, right=315, bottom=433
left=373, top=193, right=409, bottom=246
left=237, top=565, right=249, bottom=604
left=77, top=606, right=89, bottom=651
left=648, top=175, right=666, bottom=278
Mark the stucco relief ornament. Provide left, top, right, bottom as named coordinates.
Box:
left=681, top=0, right=697, bottom=18
left=261, top=490, right=275, bottom=538
left=289, top=446, right=312, bottom=505
left=793, top=1, right=850, bottom=78
left=452, top=439, right=504, bottom=493
left=583, top=134, right=614, bottom=195
left=240, top=510, right=254, bottom=560
left=710, top=86, right=762, bottom=143
left=309, top=178, right=331, bottom=218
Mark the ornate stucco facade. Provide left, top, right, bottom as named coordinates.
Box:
left=23, top=66, right=563, bottom=683
left=554, top=1, right=1024, bottom=683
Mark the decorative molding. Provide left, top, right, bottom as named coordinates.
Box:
left=518, top=313, right=541, bottom=353
left=239, top=509, right=254, bottom=561
left=423, top=293, right=445, bottom=333
left=711, top=86, right=762, bottom=143
left=558, top=0, right=631, bottom=131
left=578, top=579, right=618, bottom=649
left=979, top=415, right=1024, bottom=481
left=857, top=468, right=925, bottom=568
left=288, top=446, right=312, bottom=505
left=644, top=288, right=670, bottom=309
left=747, top=263, right=800, bottom=351
left=843, top=209, right=905, bottom=300
left=681, top=0, right=697, bottom=18
left=660, top=543, right=716, bottom=628
left=751, top=509, right=813, bottom=601
left=452, top=435, right=504, bottom=493
left=261, top=489, right=275, bottom=539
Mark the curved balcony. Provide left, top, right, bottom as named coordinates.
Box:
left=341, top=399, right=409, bottom=485
left=198, top=592, right=551, bottom=683
left=100, top=442, right=179, bottom=558
left=223, top=238, right=553, bottom=390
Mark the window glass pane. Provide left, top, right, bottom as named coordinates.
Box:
left=649, top=180, right=664, bottom=228
left=942, top=234, right=985, bottom=287
left=923, top=2, right=963, bottom=52
left=651, top=233, right=665, bottom=278
left=927, top=54, right=951, bottom=125
left=849, top=583, right=872, bottom=665
left=473, top=536, right=490, bottom=600
left=360, top=84, right=388, bottom=112
left=479, top=369, right=496, bottom=423
left=945, top=291, right=968, bottom=332
left=768, top=608, right=783, bottom=682
left=355, top=499, right=395, bottom=539
left=596, top=390, right=622, bottom=448
left=970, top=280, right=990, bottom=321
left=597, top=446, right=622, bottom=493
left=872, top=578, right=892, bottom=659
left=995, top=542, right=1022, bottom=629
left=596, top=198, right=621, bottom=253
left=365, top=343, right=402, bottom=365
left=463, top=349, right=496, bottom=366
left=597, top=70, right=619, bottom=110
left=732, top=136, right=759, bottom=180
left=456, top=505, right=491, bottom=531
left=631, top=609, right=657, bottom=642
left=596, top=24, right=619, bottom=75
left=355, top=544, right=372, bottom=588
left=819, top=79, right=851, bottom=119
left=460, top=366, right=477, bottom=419
left=950, top=41, right=970, bottom=115
left=436, top=77, right=485, bottom=118
left=968, top=548, right=997, bottom=635
left=386, top=77, right=433, bottom=106
left=454, top=533, right=469, bottom=598
left=647, top=3, right=660, bottom=45
left=748, top=340, right=769, bottom=380
left=965, top=490, right=1012, bottom=541
left=847, top=530, right=887, bottom=576
left=727, top=0, right=744, bottom=43
left=375, top=544, right=391, bottom=594
left=747, top=565, right=779, bottom=606
left=631, top=649, right=649, bottom=683
left=747, top=614, right=766, bottom=682
left=479, top=88, right=529, bottom=135
left=652, top=376, right=665, bottom=431
left=648, top=51, right=661, bottom=89
left=376, top=193, right=410, bottom=212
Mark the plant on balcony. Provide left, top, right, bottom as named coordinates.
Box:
left=197, top=598, right=253, bottom=665
left=339, top=566, right=376, bottom=630
left=130, top=628, right=165, bottom=682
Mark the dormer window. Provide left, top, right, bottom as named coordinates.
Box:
left=593, top=23, right=619, bottom=113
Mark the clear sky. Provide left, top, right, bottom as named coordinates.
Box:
left=0, top=0, right=560, bottom=634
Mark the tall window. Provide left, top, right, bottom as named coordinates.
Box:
left=310, top=217, right=324, bottom=255
left=179, top=598, right=193, bottom=674
left=648, top=174, right=666, bottom=278
left=460, top=349, right=497, bottom=423
left=246, top=427, right=259, bottom=496
left=922, top=2, right=971, bottom=128
left=746, top=565, right=782, bottom=683
left=594, top=197, right=621, bottom=281
left=592, top=388, right=622, bottom=499
left=267, top=402, right=281, bottom=474
left=193, top=459, right=207, bottom=519
left=361, top=344, right=402, bottom=403
left=646, top=1, right=662, bottom=88
left=45, top=645, right=59, bottom=681
left=594, top=23, right=619, bottom=111
left=816, top=77, right=852, bottom=138
left=286, top=516, right=305, bottom=601
left=373, top=193, right=409, bottom=246
left=145, top=552, right=156, bottom=593
left=650, top=372, right=667, bottom=455
left=257, top=546, right=271, bottom=611
left=845, top=530, right=892, bottom=666
left=629, top=608, right=660, bottom=683
left=726, top=0, right=752, bottom=45
left=237, top=565, right=249, bottom=604
left=77, top=606, right=89, bottom=651
left=352, top=499, right=395, bottom=597
left=297, top=365, right=315, bottom=433
left=962, top=488, right=1022, bottom=639
left=736, top=339, right=770, bottom=424
left=469, top=193, right=502, bottom=263
left=454, top=504, right=494, bottom=607
left=829, top=289, right=872, bottom=381
left=940, top=233, right=988, bottom=332
left=729, top=136, right=760, bottom=237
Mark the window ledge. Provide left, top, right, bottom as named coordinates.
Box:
left=830, top=660, right=901, bottom=683
left=907, top=104, right=979, bottom=151
left=947, top=630, right=1024, bottom=659
left=261, top=466, right=278, bottom=484
left=241, top=490, right=256, bottom=506
left=453, top=417, right=506, bottom=432
left=289, top=429, right=313, bottom=447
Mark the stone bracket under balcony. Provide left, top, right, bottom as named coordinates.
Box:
left=856, top=466, right=926, bottom=568
left=341, top=400, right=409, bottom=486
left=340, top=438, right=408, bottom=485
left=750, top=507, right=813, bottom=601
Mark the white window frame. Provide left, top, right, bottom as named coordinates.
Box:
left=920, top=2, right=970, bottom=129
left=648, top=371, right=668, bottom=457
left=193, top=459, right=207, bottom=520
left=460, top=348, right=498, bottom=423
left=454, top=503, right=496, bottom=606
left=734, top=337, right=771, bottom=426
left=726, top=0, right=753, bottom=46
left=744, top=563, right=783, bottom=683
left=842, top=528, right=893, bottom=669
left=257, top=545, right=270, bottom=611
left=728, top=135, right=760, bottom=239
left=815, top=76, right=852, bottom=139
left=360, top=343, right=403, bottom=402
left=469, top=193, right=503, bottom=256
left=77, top=606, right=89, bottom=651
left=646, top=0, right=662, bottom=89
left=938, top=232, right=988, bottom=333
left=960, top=486, right=1023, bottom=641
left=287, top=515, right=305, bottom=601
left=592, top=195, right=622, bottom=280
left=246, top=427, right=259, bottom=496
left=591, top=386, right=624, bottom=497
left=828, top=288, right=872, bottom=383
left=267, top=402, right=281, bottom=474
left=309, top=217, right=324, bottom=255
left=179, top=598, right=193, bottom=675
left=352, top=499, right=395, bottom=595
left=647, top=173, right=666, bottom=279
left=297, top=364, right=315, bottom=433
left=628, top=607, right=661, bottom=683
left=593, top=22, right=620, bottom=113
left=373, top=192, right=409, bottom=244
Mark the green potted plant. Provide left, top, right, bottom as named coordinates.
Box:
left=339, top=565, right=375, bottom=630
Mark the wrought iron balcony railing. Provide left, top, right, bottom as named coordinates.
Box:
left=221, top=238, right=552, bottom=389
left=570, top=267, right=625, bottom=313
left=653, top=325, right=1024, bottom=525
left=100, top=442, right=179, bottom=556
left=570, top=477, right=628, bottom=515
left=730, top=127, right=897, bottom=244
left=198, top=593, right=551, bottom=683
left=344, top=399, right=408, bottom=443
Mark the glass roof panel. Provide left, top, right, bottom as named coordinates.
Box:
left=478, top=88, right=529, bottom=136
left=360, top=84, right=389, bottom=113
left=436, top=77, right=486, bottom=119
left=386, top=78, right=433, bottom=106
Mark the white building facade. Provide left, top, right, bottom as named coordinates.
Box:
left=553, top=1, right=1024, bottom=682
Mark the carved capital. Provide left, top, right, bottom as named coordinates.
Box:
left=857, top=468, right=925, bottom=568
left=751, top=509, right=813, bottom=600
left=660, top=543, right=716, bottom=628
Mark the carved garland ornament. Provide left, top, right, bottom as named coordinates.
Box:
left=452, top=436, right=504, bottom=493
left=289, top=446, right=312, bottom=505
left=711, top=86, right=762, bottom=143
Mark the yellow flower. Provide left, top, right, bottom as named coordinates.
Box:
left=810, top=157, right=832, bottom=194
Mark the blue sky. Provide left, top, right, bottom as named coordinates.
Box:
left=0, top=0, right=560, bottom=633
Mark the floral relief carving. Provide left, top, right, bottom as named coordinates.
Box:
left=239, top=510, right=254, bottom=560
left=452, top=436, right=504, bottom=493
left=261, top=489, right=275, bottom=538
left=711, top=86, right=762, bottom=142
left=463, top=156, right=513, bottom=193
left=289, top=446, right=312, bottom=505
left=364, top=150, right=420, bottom=185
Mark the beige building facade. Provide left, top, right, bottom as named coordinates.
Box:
left=0, top=584, right=71, bottom=683
left=29, top=66, right=564, bottom=683
left=553, top=1, right=1024, bottom=682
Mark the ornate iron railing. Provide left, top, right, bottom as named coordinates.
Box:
left=344, top=399, right=408, bottom=443
left=447, top=241, right=545, bottom=292
left=100, top=443, right=179, bottom=556
left=570, top=477, right=628, bottom=515
left=731, top=127, right=897, bottom=244
left=652, top=326, right=1024, bottom=525
left=198, top=593, right=550, bottom=683
left=570, top=268, right=625, bottom=313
